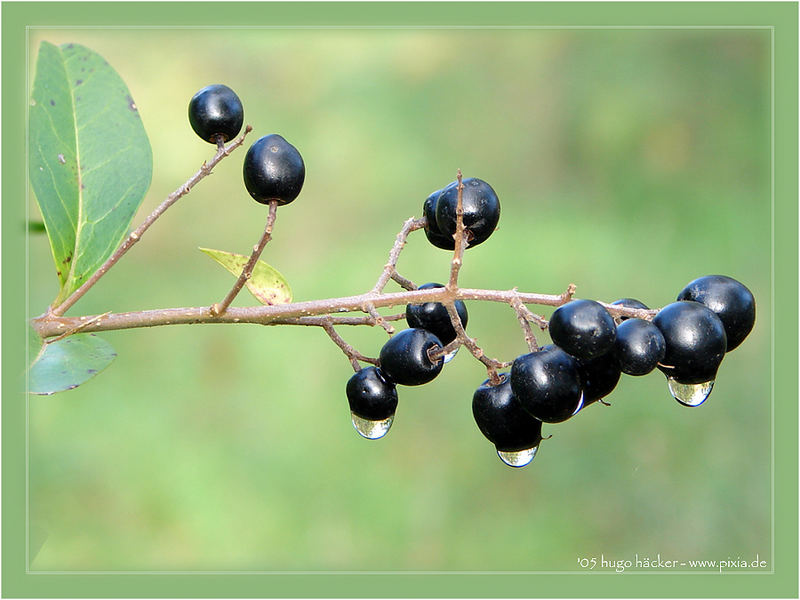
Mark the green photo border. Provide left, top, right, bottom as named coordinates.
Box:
left=3, top=2, right=797, bottom=597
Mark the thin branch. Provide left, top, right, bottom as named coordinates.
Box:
left=370, top=217, right=427, bottom=294
left=432, top=301, right=510, bottom=385
left=271, top=314, right=407, bottom=327
left=510, top=294, right=539, bottom=352
left=447, top=170, right=467, bottom=291
left=212, top=200, right=278, bottom=315
left=50, top=125, right=254, bottom=317
left=43, top=312, right=112, bottom=345
left=32, top=286, right=656, bottom=340
left=363, top=302, right=395, bottom=335
left=390, top=271, right=417, bottom=291
left=320, top=319, right=379, bottom=372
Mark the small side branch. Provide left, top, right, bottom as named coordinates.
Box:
left=321, top=319, right=379, bottom=372
left=447, top=170, right=468, bottom=291
left=510, top=294, right=540, bottom=352
left=51, top=125, right=253, bottom=317
left=436, top=301, right=510, bottom=385
left=390, top=271, right=417, bottom=291
left=371, top=217, right=426, bottom=294
left=363, top=302, right=395, bottom=335
left=212, top=200, right=278, bottom=315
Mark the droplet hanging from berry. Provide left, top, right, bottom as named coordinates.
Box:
left=351, top=413, right=395, bottom=440
left=666, top=378, right=714, bottom=407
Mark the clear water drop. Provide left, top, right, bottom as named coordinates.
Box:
left=497, top=445, right=538, bottom=468
left=351, top=412, right=394, bottom=439
left=443, top=347, right=459, bottom=364
left=666, top=377, right=714, bottom=407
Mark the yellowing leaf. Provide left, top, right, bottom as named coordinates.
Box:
left=199, top=247, right=292, bottom=305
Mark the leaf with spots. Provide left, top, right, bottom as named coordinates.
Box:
left=29, top=333, right=117, bottom=395
left=199, top=247, right=293, bottom=305
left=29, top=42, right=152, bottom=305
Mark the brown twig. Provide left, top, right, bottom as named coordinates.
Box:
left=435, top=301, right=510, bottom=385
left=363, top=302, right=395, bottom=335
left=510, top=294, right=539, bottom=352
left=447, top=170, right=468, bottom=291
left=43, top=311, right=112, bottom=345
left=390, top=271, right=417, bottom=291
left=50, top=125, right=254, bottom=317
left=212, top=199, right=279, bottom=315
left=33, top=286, right=656, bottom=340
left=320, top=318, right=379, bottom=372
left=371, top=217, right=427, bottom=294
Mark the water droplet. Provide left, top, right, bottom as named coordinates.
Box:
left=443, top=347, right=459, bottom=363
left=351, top=412, right=394, bottom=439
left=666, top=377, right=714, bottom=407
left=497, top=445, right=538, bottom=467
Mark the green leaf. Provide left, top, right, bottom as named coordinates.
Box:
left=29, top=333, right=116, bottom=395
left=199, top=247, right=293, bottom=305
left=29, top=42, right=152, bottom=304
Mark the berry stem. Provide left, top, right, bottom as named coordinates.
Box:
left=320, top=318, right=380, bottom=371
left=49, top=125, right=254, bottom=317
left=433, top=300, right=510, bottom=384
left=510, top=293, right=541, bottom=352
left=447, top=170, right=467, bottom=291
left=370, top=217, right=426, bottom=294
left=212, top=199, right=279, bottom=316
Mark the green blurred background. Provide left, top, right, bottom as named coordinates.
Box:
left=27, top=28, right=771, bottom=571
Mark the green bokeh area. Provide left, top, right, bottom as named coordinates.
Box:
left=27, top=28, right=771, bottom=572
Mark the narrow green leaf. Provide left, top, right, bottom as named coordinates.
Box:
left=199, top=247, right=293, bottom=305
left=29, top=42, right=152, bottom=304
left=29, top=333, right=116, bottom=395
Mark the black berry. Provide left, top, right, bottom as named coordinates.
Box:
left=610, top=298, right=650, bottom=321
left=472, top=374, right=543, bottom=453
left=576, top=352, right=621, bottom=408
left=510, top=345, right=583, bottom=423
left=188, top=84, right=244, bottom=143
left=346, top=366, right=398, bottom=420
left=548, top=299, right=617, bottom=360
left=653, top=301, right=727, bottom=384
left=422, top=189, right=456, bottom=250
left=435, top=178, right=500, bottom=248
left=676, top=275, right=755, bottom=351
left=379, top=328, right=444, bottom=386
left=613, top=318, right=666, bottom=376
left=243, top=134, right=305, bottom=206
left=405, top=283, right=468, bottom=345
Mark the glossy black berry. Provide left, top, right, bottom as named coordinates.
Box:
left=405, top=283, right=468, bottom=345
left=188, top=84, right=244, bottom=143
left=472, top=374, right=543, bottom=452
left=613, top=318, right=666, bottom=376
left=676, top=275, right=755, bottom=351
left=653, top=301, right=727, bottom=384
left=379, top=328, right=444, bottom=386
left=610, top=298, right=650, bottom=321
left=422, top=189, right=456, bottom=250
left=243, top=134, right=305, bottom=206
left=548, top=299, right=617, bottom=360
left=346, top=367, right=398, bottom=420
left=576, top=352, right=621, bottom=408
left=435, top=178, right=500, bottom=248
left=510, top=345, right=583, bottom=423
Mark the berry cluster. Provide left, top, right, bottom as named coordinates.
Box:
left=188, top=84, right=305, bottom=205
left=188, top=85, right=756, bottom=470
left=362, top=180, right=755, bottom=468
